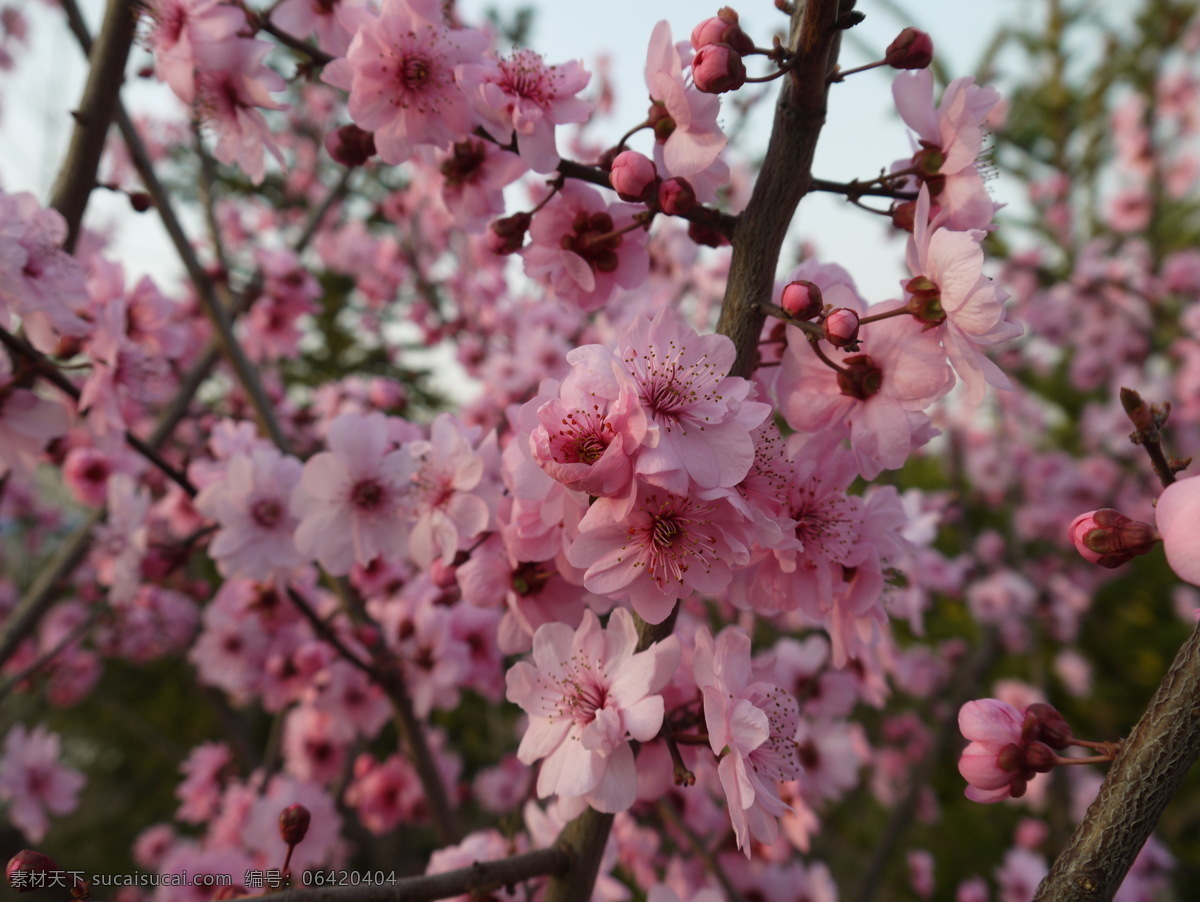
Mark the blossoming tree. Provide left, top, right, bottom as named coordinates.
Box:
left=3, top=0, right=1200, bottom=901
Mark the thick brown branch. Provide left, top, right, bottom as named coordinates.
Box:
left=716, top=0, right=851, bottom=378
left=49, top=0, right=139, bottom=252
left=1032, top=621, right=1200, bottom=901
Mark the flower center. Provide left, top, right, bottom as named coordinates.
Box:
left=350, top=478, right=387, bottom=512
left=251, top=498, right=284, bottom=529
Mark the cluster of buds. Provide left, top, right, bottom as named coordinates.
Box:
left=690, top=8, right=753, bottom=94
left=958, top=701, right=1077, bottom=802
left=608, top=151, right=696, bottom=216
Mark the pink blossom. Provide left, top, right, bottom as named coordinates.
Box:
left=175, top=742, right=231, bottom=823
left=92, top=473, right=151, bottom=604
left=0, top=724, right=86, bottom=842
left=402, top=412, right=494, bottom=568
left=458, top=49, right=591, bottom=173
left=892, top=69, right=1002, bottom=230
left=282, top=705, right=350, bottom=784
left=322, top=0, right=488, bottom=164
left=438, top=139, right=527, bottom=232
left=271, top=0, right=364, bottom=56
left=1157, top=477, right=1200, bottom=585
left=345, top=753, right=423, bottom=834
left=195, top=448, right=305, bottom=581
left=522, top=181, right=650, bottom=311
left=0, top=384, right=68, bottom=479
left=291, top=411, right=414, bottom=575
left=144, top=0, right=245, bottom=103
left=644, top=21, right=727, bottom=177
left=693, top=627, right=802, bottom=856
left=568, top=485, right=753, bottom=624
left=957, top=699, right=1070, bottom=803
left=194, top=38, right=288, bottom=184
left=906, top=186, right=1022, bottom=402
left=505, top=608, right=680, bottom=812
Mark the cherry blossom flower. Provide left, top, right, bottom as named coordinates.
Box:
left=144, top=0, right=245, bottom=103
left=437, top=139, right=527, bottom=232
left=322, top=0, right=488, bottom=164
left=0, top=383, right=68, bottom=480
left=522, top=181, right=650, bottom=312
left=505, top=607, right=680, bottom=812
left=906, top=186, right=1022, bottom=402
left=892, top=69, right=1002, bottom=231
left=609, top=307, right=771, bottom=496
left=345, top=753, right=423, bottom=835
left=271, top=0, right=364, bottom=56
left=1155, top=476, right=1200, bottom=585
left=957, top=699, right=1072, bottom=803
left=176, top=742, right=232, bottom=823
left=693, top=626, right=802, bottom=856
left=92, top=473, right=151, bottom=604
left=0, top=724, right=86, bottom=842
left=291, top=411, right=414, bottom=575
left=194, top=38, right=288, bottom=184
left=458, top=49, right=592, bottom=173
left=568, top=484, right=753, bottom=624
left=644, top=21, right=726, bottom=177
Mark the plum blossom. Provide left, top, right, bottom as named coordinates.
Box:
left=693, top=626, right=802, bottom=856
left=195, top=448, right=305, bottom=581
left=291, top=411, right=414, bottom=575
left=506, top=608, right=680, bottom=813
left=144, top=0, right=245, bottom=103
left=0, top=381, right=68, bottom=479
left=458, top=49, right=592, bottom=173
left=271, top=0, right=364, bottom=56
left=644, top=20, right=727, bottom=177
left=522, top=181, right=650, bottom=312
left=322, top=0, right=488, bottom=164
left=0, top=724, right=86, bottom=842
left=905, top=186, right=1022, bottom=402
left=92, top=473, right=152, bottom=604
left=957, top=699, right=1073, bottom=803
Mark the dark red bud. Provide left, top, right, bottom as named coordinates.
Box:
left=996, top=742, right=1025, bottom=773
left=127, top=191, right=153, bottom=213
left=279, top=804, right=311, bottom=847
left=486, top=212, right=532, bottom=255
left=325, top=124, right=376, bottom=167
left=1026, top=703, right=1074, bottom=750
left=1024, top=740, right=1058, bottom=773
left=885, top=28, right=934, bottom=69
left=7, top=851, right=61, bottom=894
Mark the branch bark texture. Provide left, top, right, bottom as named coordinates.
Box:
left=1033, top=621, right=1200, bottom=901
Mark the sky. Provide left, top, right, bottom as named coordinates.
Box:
left=1, top=0, right=1034, bottom=301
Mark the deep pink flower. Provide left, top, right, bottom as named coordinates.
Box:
left=322, top=0, right=488, bottom=164
left=505, top=608, right=680, bottom=812
left=693, top=627, right=802, bottom=856
left=522, top=181, right=650, bottom=311
left=1156, top=476, right=1200, bottom=585
left=438, top=139, right=527, bottom=232
left=458, top=49, right=592, bottom=173
left=291, top=412, right=414, bottom=575
left=0, top=725, right=85, bottom=843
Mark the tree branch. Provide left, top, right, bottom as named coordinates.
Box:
left=49, top=0, right=139, bottom=252
left=1033, top=621, right=1200, bottom=901
left=716, top=0, right=851, bottom=379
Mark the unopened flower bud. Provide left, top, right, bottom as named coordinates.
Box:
left=486, top=212, right=532, bottom=255
left=657, top=177, right=696, bottom=215
left=691, top=8, right=755, bottom=55
left=325, top=124, right=376, bottom=167
left=279, top=804, right=311, bottom=847
left=824, top=307, right=860, bottom=348
left=692, top=43, right=748, bottom=94
left=1025, top=703, right=1074, bottom=750
left=885, top=28, right=934, bottom=70
left=687, top=220, right=728, bottom=248
left=1068, top=508, right=1158, bottom=568
left=1023, top=740, right=1057, bottom=773
left=996, top=742, right=1024, bottom=773
left=128, top=191, right=153, bottom=213
left=609, top=150, right=658, bottom=202
left=429, top=557, right=458, bottom=588
left=781, top=279, right=823, bottom=320
left=648, top=101, right=676, bottom=142
left=891, top=200, right=917, bottom=233
left=8, top=851, right=59, bottom=892
left=837, top=354, right=882, bottom=401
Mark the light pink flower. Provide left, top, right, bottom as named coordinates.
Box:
left=195, top=448, right=305, bottom=581
left=92, top=473, right=151, bottom=604
left=322, top=0, right=488, bottom=164
left=437, top=139, right=527, bottom=232
left=194, top=38, right=288, bottom=184
left=693, top=627, right=802, bottom=856
left=644, top=20, right=727, bottom=177
left=522, top=181, right=650, bottom=312
left=271, top=0, right=364, bottom=56
left=505, top=607, right=680, bottom=812
left=291, top=411, right=414, bottom=575
left=0, top=724, right=86, bottom=842
left=458, top=49, right=591, bottom=173
left=1156, top=476, right=1200, bottom=585
left=0, top=384, right=68, bottom=479
left=144, top=0, right=245, bottom=103
left=345, top=753, right=423, bottom=834
left=906, top=186, right=1022, bottom=402
left=175, top=742, right=231, bottom=823
left=568, top=484, right=753, bottom=624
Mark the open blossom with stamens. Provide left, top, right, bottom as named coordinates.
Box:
left=505, top=608, right=680, bottom=813
left=195, top=448, right=305, bottom=581
left=291, top=411, right=414, bottom=575
left=322, top=0, right=488, bottom=164
left=694, top=626, right=802, bottom=856
left=567, top=483, right=753, bottom=624
left=609, top=307, right=771, bottom=496
left=458, top=49, right=591, bottom=173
